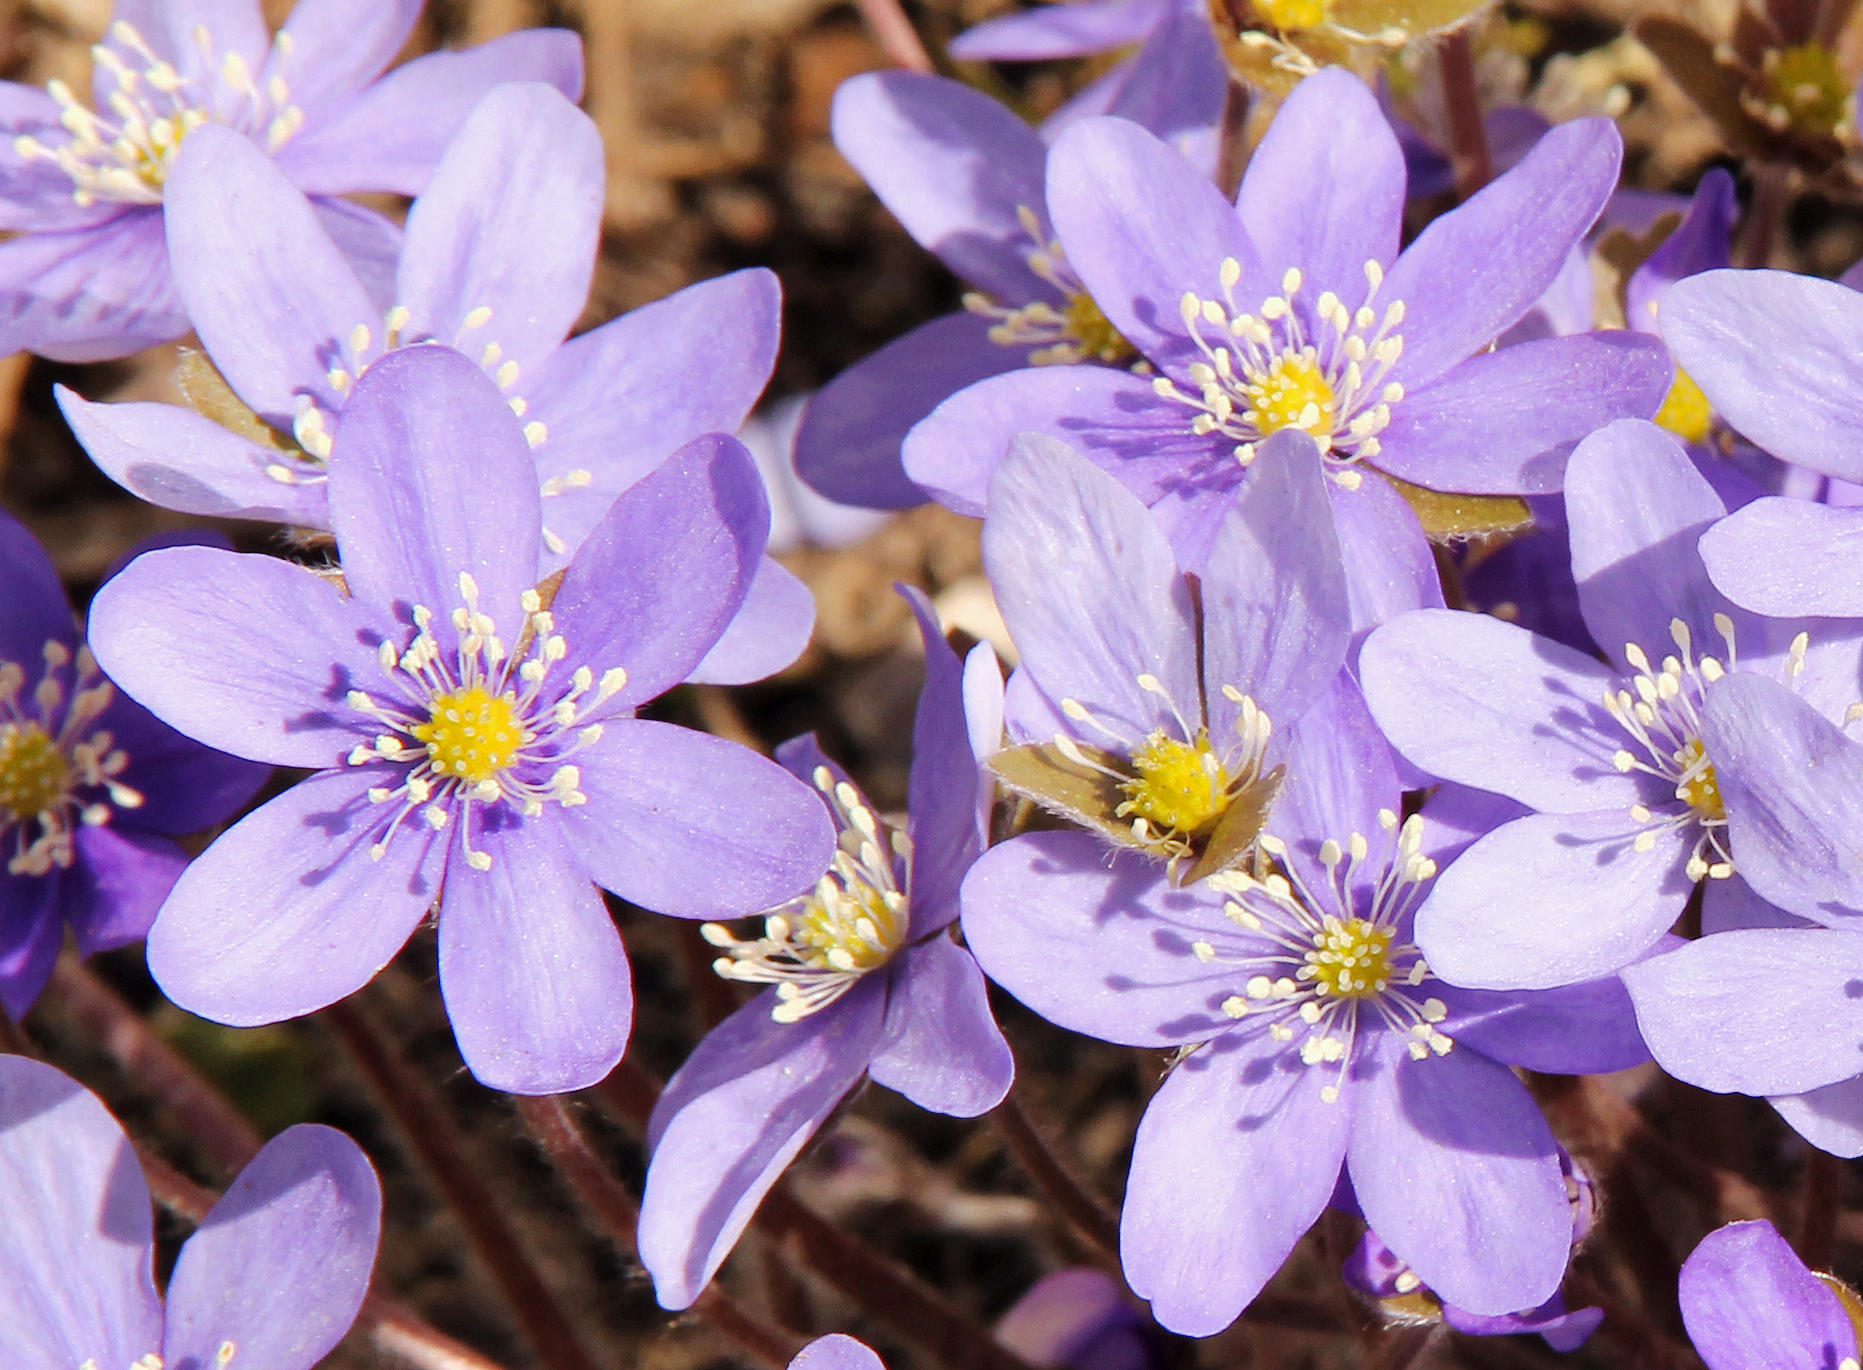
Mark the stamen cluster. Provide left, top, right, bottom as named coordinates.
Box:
left=963, top=206, right=1140, bottom=366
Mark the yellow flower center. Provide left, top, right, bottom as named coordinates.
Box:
left=1247, top=353, right=1336, bottom=438
left=1765, top=42, right=1850, bottom=139
left=1654, top=367, right=1713, bottom=445
left=1119, top=732, right=1232, bottom=836
left=1306, top=916, right=1396, bottom=999
left=794, top=878, right=908, bottom=974
left=411, top=686, right=524, bottom=785
left=1256, top=0, right=1330, bottom=28
left=0, top=723, right=69, bottom=821
left=1064, top=293, right=1137, bottom=364
left=1674, top=737, right=1725, bottom=821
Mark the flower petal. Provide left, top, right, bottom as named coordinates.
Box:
left=1679, top=1221, right=1859, bottom=1370
left=146, top=768, right=441, bottom=1026
left=898, top=587, right=985, bottom=935
left=0, top=865, right=66, bottom=1020
left=948, top=0, right=1167, bottom=59
left=264, top=0, right=422, bottom=116
left=1769, top=1077, right=1863, bottom=1158
left=0, top=506, right=75, bottom=664
left=437, top=812, right=630, bottom=1094
left=1699, top=498, right=1863, bottom=617
left=867, top=935, right=1013, bottom=1116
left=162, top=1126, right=380, bottom=1370
left=1330, top=473, right=1442, bottom=633
left=64, top=826, right=186, bottom=957
left=787, top=1334, right=887, bottom=1370
left=685, top=557, right=814, bottom=687
left=0, top=212, right=185, bottom=362
left=0, top=1055, right=160, bottom=1366
left=1435, top=972, right=1650, bottom=1076
left=1624, top=167, right=1735, bottom=333
left=640, top=980, right=886, bottom=1309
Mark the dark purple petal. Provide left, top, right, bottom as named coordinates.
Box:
left=557, top=719, right=835, bottom=919
left=264, top=0, right=422, bottom=115
left=0, top=1055, right=161, bottom=1365
left=0, top=507, right=76, bottom=663
left=1414, top=811, right=1692, bottom=989
left=1122, top=1032, right=1348, bottom=1336
left=1376, top=333, right=1671, bottom=495
left=1701, top=870, right=1810, bottom=934
left=796, top=311, right=1020, bottom=510
left=1624, top=168, right=1735, bottom=333
left=961, top=832, right=1234, bottom=1047
left=949, top=0, right=1167, bottom=59
left=1623, top=928, right=1863, bottom=1095
left=867, top=935, right=1013, bottom=1115
left=146, top=768, right=442, bottom=1025
left=1348, top=1037, right=1566, bottom=1316
left=1102, top=1, right=1224, bottom=160
left=685, top=558, right=814, bottom=687
left=328, top=346, right=541, bottom=629
left=162, top=1125, right=380, bottom=1370
left=1700, top=498, right=1863, bottom=617
left=900, top=586, right=984, bottom=935
left=95, top=690, right=270, bottom=837
left=59, top=388, right=325, bottom=525
left=1436, top=972, right=1650, bottom=1075
left=437, top=812, right=631, bottom=1094
left=640, top=980, right=886, bottom=1308
left=1679, top=1221, right=1859, bottom=1370
left=1235, top=69, right=1403, bottom=302
left=270, top=30, right=586, bottom=197
left=64, top=826, right=186, bottom=957
left=994, top=1269, right=1152, bottom=1370
left=398, top=83, right=602, bottom=382
left=0, top=211, right=185, bottom=362
left=1383, top=118, right=1620, bottom=391
left=982, top=432, right=1198, bottom=739
left=1662, top=269, right=1863, bottom=480
left=833, top=72, right=1056, bottom=302
left=0, top=865, right=63, bottom=1020
left=87, top=545, right=386, bottom=769
left=549, top=432, right=767, bottom=709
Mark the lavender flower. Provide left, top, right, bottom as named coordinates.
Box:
left=0, top=513, right=266, bottom=1020
left=794, top=6, right=1224, bottom=508
left=638, top=588, right=1012, bottom=1308
left=791, top=1336, right=885, bottom=1370
left=0, top=1053, right=379, bottom=1368
left=1360, top=418, right=1860, bottom=990
left=86, top=346, right=835, bottom=1095
left=1622, top=671, right=1863, bottom=1156
left=1678, top=1220, right=1861, bottom=1370
left=979, top=429, right=1349, bottom=882
left=961, top=676, right=1649, bottom=1334
left=0, top=0, right=580, bottom=361
left=901, top=67, right=1669, bottom=622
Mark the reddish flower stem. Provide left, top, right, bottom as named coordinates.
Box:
left=1799, top=1148, right=1844, bottom=1272
left=1437, top=25, right=1492, bottom=200
left=854, top=0, right=935, bottom=72
left=991, top=1083, right=1122, bottom=1260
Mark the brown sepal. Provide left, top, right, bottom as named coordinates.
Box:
left=1181, top=764, right=1285, bottom=885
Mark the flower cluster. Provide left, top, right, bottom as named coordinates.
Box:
left=13, top=0, right=1863, bottom=1361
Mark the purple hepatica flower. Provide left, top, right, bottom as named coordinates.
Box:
left=961, top=673, right=1649, bottom=1335
left=62, top=81, right=810, bottom=684
left=1678, top=1220, right=1862, bottom=1370
left=791, top=1337, right=886, bottom=1370
left=1359, top=418, right=1863, bottom=991
left=0, top=1054, right=379, bottom=1370
left=794, top=5, right=1224, bottom=509
left=995, top=1269, right=1158, bottom=1370
left=1621, top=671, right=1863, bottom=1156
left=86, top=346, right=835, bottom=1095
left=980, top=429, right=1349, bottom=882
left=638, top=588, right=1012, bottom=1308
left=902, top=68, right=1670, bottom=625
left=0, top=0, right=580, bottom=362
left=0, top=512, right=266, bottom=1020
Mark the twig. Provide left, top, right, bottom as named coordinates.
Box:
left=1214, top=76, right=1252, bottom=201
left=321, top=998, right=605, bottom=1370
left=854, top=0, right=935, bottom=72
left=1798, top=1149, right=1844, bottom=1272
left=1741, top=162, right=1791, bottom=269
left=992, top=1085, right=1121, bottom=1259
left=1438, top=25, right=1492, bottom=200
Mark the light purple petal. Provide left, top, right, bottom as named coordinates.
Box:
left=87, top=545, right=385, bottom=768
left=1679, top=1221, right=1859, bottom=1370
left=1770, top=1077, right=1863, bottom=1158
left=550, top=432, right=766, bottom=708
left=1102, top=1, right=1224, bottom=159
left=1359, top=609, right=1636, bottom=812
left=0, top=211, right=185, bottom=362
left=1701, top=672, right=1863, bottom=923
left=833, top=72, right=1055, bottom=302
left=1271, top=673, right=1402, bottom=886
left=949, top=0, right=1167, bottom=59
left=1700, top=498, right=1863, bottom=617
left=264, top=0, right=422, bottom=115
left=162, top=1125, right=380, bottom=1370
left=1331, top=473, right=1442, bottom=632
left=59, top=389, right=325, bottom=525
left=1624, top=168, right=1735, bottom=333
left=328, top=346, right=541, bottom=629
left=0, top=1055, right=161, bottom=1366
left=1383, top=118, right=1621, bottom=391
left=1347, top=1037, right=1567, bottom=1316
left=1122, top=1032, right=1348, bottom=1336
left=640, top=980, right=886, bottom=1308
left=1376, top=333, right=1671, bottom=495
left=398, top=83, right=602, bottom=382
left=1662, top=269, right=1863, bottom=480
left=1623, top=928, right=1863, bottom=1095
left=165, top=125, right=371, bottom=423
left=982, top=432, right=1197, bottom=739
left=1236, top=69, right=1402, bottom=300
left=788, top=1334, right=887, bottom=1370
left=146, top=768, right=441, bottom=1026
left=115, top=0, right=266, bottom=86
left=312, top=197, right=404, bottom=314
left=64, top=826, right=186, bottom=957
left=0, top=506, right=75, bottom=664
left=900, top=587, right=984, bottom=935
left=867, top=935, right=1013, bottom=1116
left=1414, top=810, right=1692, bottom=989
left=961, top=832, right=1235, bottom=1047
left=1044, top=115, right=1255, bottom=369
left=1566, top=419, right=1731, bottom=664
left=270, top=30, right=586, bottom=197
left=685, top=557, right=813, bottom=687
left=437, top=812, right=630, bottom=1094
left=557, top=719, right=835, bottom=919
